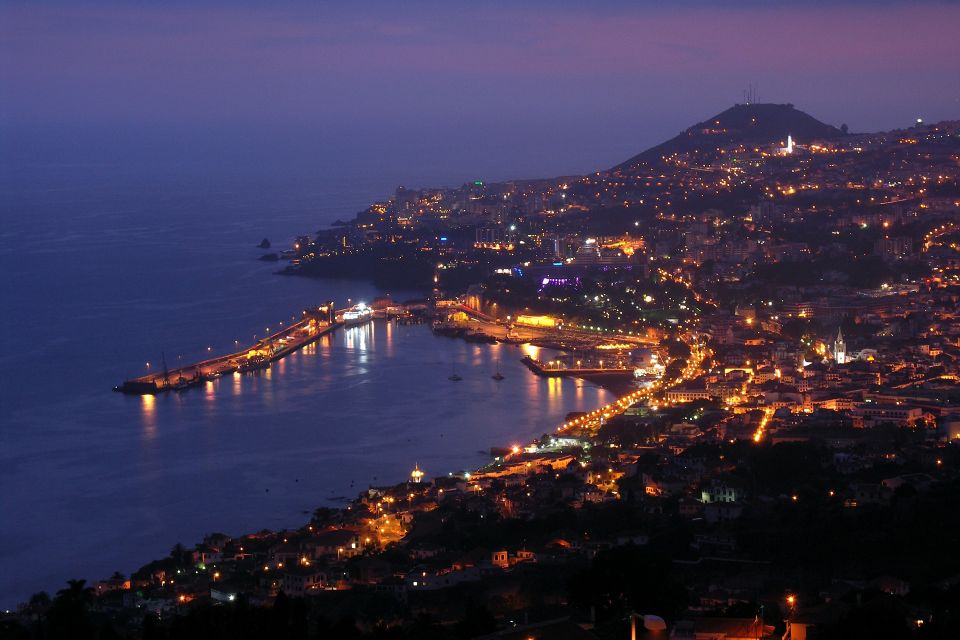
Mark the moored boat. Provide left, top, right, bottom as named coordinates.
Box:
left=342, top=303, right=373, bottom=326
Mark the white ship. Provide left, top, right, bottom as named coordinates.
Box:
left=341, top=302, right=373, bottom=326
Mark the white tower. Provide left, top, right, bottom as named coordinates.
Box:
left=833, top=327, right=846, bottom=365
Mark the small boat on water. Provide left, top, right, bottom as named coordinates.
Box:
left=449, top=362, right=462, bottom=382
left=238, top=356, right=270, bottom=372
left=113, top=380, right=158, bottom=395
left=492, top=358, right=505, bottom=381
left=464, top=331, right=497, bottom=344
left=172, top=376, right=194, bottom=391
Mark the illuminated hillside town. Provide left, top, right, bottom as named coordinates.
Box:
left=7, top=101, right=959, bottom=639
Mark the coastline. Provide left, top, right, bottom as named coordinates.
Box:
left=3, top=318, right=615, bottom=610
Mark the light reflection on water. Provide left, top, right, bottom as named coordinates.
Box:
left=138, top=321, right=609, bottom=461
left=0, top=170, right=614, bottom=609
left=140, top=394, right=156, bottom=438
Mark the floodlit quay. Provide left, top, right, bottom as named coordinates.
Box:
left=113, top=303, right=338, bottom=394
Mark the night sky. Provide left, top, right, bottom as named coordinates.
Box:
left=2, top=1, right=958, bottom=179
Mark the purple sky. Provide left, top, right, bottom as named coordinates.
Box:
left=2, top=1, right=959, bottom=178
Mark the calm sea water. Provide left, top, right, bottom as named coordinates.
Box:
left=0, top=162, right=611, bottom=608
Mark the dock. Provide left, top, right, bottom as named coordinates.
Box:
left=520, top=355, right=634, bottom=377
left=114, top=303, right=339, bottom=394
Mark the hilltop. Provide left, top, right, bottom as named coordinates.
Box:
left=613, top=103, right=844, bottom=171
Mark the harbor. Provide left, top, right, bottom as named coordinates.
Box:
left=115, top=297, right=661, bottom=395
left=114, top=303, right=339, bottom=394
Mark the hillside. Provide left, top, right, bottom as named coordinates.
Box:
left=613, top=103, right=844, bottom=171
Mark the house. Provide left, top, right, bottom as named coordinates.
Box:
left=700, top=478, right=746, bottom=504
left=851, top=403, right=922, bottom=428
left=353, top=556, right=395, bottom=584
left=614, top=532, right=650, bottom=547
left=679, top=498, right=704, bottom=518
left=848, top=483, right=891, bottom=506
left=515, top=548, right=537, bottom=563
left=692, top=532, right=737, bottom=556
left=268, top=543, right=303, bottom=566
left=307, top=529, right=362, bottom=559
left=192, top=545, right=224, bottom=565
left=280, top=566, right=327, bottom=596
left=210, top=587, right=239, bottom=603
left=671, top=617, right=772, bottom=639
left=406, top=566, right=485, bottom=591
left=704, top=502, right=744, bottom=524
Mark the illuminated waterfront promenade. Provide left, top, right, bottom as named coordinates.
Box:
left=114, top=303, right=338, bottom=394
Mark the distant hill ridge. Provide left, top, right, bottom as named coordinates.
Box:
left=613, top=103, right=843, bottom=171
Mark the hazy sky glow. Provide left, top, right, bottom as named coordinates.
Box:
left=2, top=1, right=959, bottom=178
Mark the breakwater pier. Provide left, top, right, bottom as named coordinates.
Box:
left=114, top=303, right=338, bottom=394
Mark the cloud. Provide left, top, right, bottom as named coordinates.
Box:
left=1, top=1, right=957, bottom=130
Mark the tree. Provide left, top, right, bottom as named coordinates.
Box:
left=48, top=579, right=96, bottom=639
left=0, top=620, right=29, bottom=640
left=171, top=542, right=192, bottom=566
left=55, top=579, right=95, bottom=607
left=454, top=605, right=496, bottom=639
left=312, top=507, right=339, bottom=526
left=661, top=337, right=691, bottom=359
left=27, top=591, right=51, bottom=611
left=569, top=547, right=687, bottom=623
left=665, top=358, right=687, bottom=380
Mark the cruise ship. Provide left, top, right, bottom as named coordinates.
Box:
left=341, top=302, right=373, bottom=326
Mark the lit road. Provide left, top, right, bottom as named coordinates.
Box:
left=553, top=337, right=708, bottom=437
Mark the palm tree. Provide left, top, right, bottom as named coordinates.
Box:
left=48, top=579, right=97, bottom=637
left=55, top=579, right=95, bottom=608
left=170, top=542, right=192, bottom=566
left=27, top=591, right=51, bottom=610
